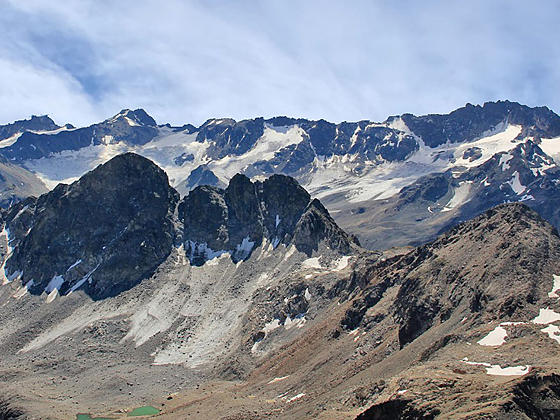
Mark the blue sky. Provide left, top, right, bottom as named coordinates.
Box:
left=1, top=1, right=559, bottom=126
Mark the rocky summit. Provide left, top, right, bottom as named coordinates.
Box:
left=181, top=173, right=357, bottom=265
left=3, top=153, right=178, bottom=300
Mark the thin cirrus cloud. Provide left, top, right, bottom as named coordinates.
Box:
left=1, top=0, right=559, bottom=127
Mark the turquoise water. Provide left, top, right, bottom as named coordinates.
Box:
left=127, top=405, right=160, bottom=416
left=76, top=404, right=160, bottom=419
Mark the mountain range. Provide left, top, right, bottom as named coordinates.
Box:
left=1, top=100, right=559, bottom=251
left=0, top=102, right=559, bottom=419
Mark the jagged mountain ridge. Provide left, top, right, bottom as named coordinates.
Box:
left=0, top=153, right=355, bottom=300
left=1, top=101, right=560, bottom=253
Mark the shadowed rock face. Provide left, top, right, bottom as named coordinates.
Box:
left=356, top=399, right=438, bottom=420
left=180, top=173, right=356, bottom=265
left=181, top=164, right=223, bottom=191
left=1, top=153, right=353, bottom=298
left=5, top=153, right=179, bottom=300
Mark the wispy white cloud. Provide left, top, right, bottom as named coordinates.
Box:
left=1, top=0, right=559, bottom=126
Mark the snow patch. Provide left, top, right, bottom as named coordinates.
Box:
left=486, top=365, right=531, bottom=376
left=462, top=359, right=530, bottom=376
left=332, top=256, right=351, bottom=271
left=532, top=308, right=560, bottom=325
left=68, top=263, right=100, bottom=293
left=284, top=314, right=306, bottom=330
left=541, top=324, right=560, bottom=345
left=441, top=182, right=472, bottom=212
left=477, top=326, right=507, bottom=346
left=263, top=319, right=281, bottom=334
left=287, top=393, right=305, bottom=402
left=186, top=240, right=228, bottom=263
left=539, top=136, right=560, bottom=163
left=45, top=275, right=64, bottom=294
left=499, top=153, right=513, bottom=171
left=0, top=226, right=14, bottom=285
left=0, top=132, right=23, bottom=148
left=66, top=259, right=82, bottom=272
left=302, top=257, right=322, bottom=269
left=268, top=376, right=290, bottom=384
left=124, top=116, right=139, bottom=127
left=506, top=171, right=525, bottom=195
left=235, top=236, right=255, bottom=260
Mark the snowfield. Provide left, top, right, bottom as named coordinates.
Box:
left=17, top=121, right=528, bottom=208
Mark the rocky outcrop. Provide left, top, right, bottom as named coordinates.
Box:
left=181, top=173, right=356, bottom=264
left=4, top=153, right=178, bottom=300
left=356, top=399, right=438, bottom=420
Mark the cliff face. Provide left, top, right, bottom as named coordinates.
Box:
left=181, top=173, right=356, bottom=265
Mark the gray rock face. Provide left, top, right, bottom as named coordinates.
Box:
left=4, top=153, right=179, bottom=300
left=342, top=203, right=559, bottom=341
left=196, top=118, right=265, bottom=159
left=180, top=173, right=356, bottom=265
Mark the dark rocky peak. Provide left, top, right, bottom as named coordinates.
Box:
left=181, top=174, right=263, bottom=265
left=401, top=100, right=560, bottom=147
left=265, top=116, right=299, bottom=127
left=0, top=115, right=60, bottom=140
left=4, top=153, right=179, bottom=300
left=167, top=123, right=198, bottom=133
left=196, top=118, right=265, bottom=159
left=258, top=174, right=311, bottom=240
left=108, top=108, right=157, bottom=127
left=180, top=173, right=356, bottom=265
